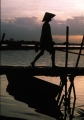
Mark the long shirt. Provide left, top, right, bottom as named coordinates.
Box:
left=40, top=22, right=53, bottom=49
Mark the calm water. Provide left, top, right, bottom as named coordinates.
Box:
left=1, top=50, right=84, bottom=120
left=1, top=50, right=84, bottom=67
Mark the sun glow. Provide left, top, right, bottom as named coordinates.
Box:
left=53, top=35, right=83, bottom=43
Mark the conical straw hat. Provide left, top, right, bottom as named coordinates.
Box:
left=42, top=12, right=55, bottom=22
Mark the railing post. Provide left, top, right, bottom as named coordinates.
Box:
left=65, top=26, right=69, bottom=119
left=1, top=33, right=5, bottom=41
left=65, top=26, right=69, bottom=68
left=76, top=35, right=84, bottom=67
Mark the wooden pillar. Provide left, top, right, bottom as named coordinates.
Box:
left=65, top=26, right=69, bottom=119
left=1, top=33, right=5, bottom=41
left=76, top=35, right=84, bottom=67
left=65, top=26, right=69, bottom=68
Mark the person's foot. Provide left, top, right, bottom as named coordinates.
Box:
left=31, top=62, right=35, bottom=67
left=52, top=64, right=58, bottom=68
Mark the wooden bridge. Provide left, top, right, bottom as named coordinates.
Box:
left=0, top=65, right=84, bottom=76
left=0, top=27, right=84, bottom=120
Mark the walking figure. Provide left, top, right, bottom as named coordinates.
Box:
left=31, top=12, right=56, bottom=67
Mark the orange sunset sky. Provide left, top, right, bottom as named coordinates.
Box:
left=1, top=0, right=84, bottom=43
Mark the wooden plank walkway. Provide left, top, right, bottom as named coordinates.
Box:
left=0, top=65, right=84, bottom=76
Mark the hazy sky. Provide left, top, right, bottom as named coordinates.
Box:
left=1, top=0, right=84, bottom=43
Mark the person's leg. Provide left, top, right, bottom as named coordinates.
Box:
left=31, top=50, right=44, bottom=67
left=51, top=48, right=55, bottom=67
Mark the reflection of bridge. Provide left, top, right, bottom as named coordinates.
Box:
left=0, top=27, right=84, bottom=120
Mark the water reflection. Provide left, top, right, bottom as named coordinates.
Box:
left=6, top=72, right=83, bottom=120
left=6, top=74, right=64, bottom=120
left=1, top=72, right=84, bottom=120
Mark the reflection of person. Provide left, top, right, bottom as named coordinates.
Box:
left=31, top=12, right=56, bottom=67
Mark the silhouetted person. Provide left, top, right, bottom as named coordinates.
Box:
left=31, top=12, right=56, bottom=67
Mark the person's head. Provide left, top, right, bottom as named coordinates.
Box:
left=45, top=18, right=52, bottom=22
left=42, top=12, right=55, bottom=22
